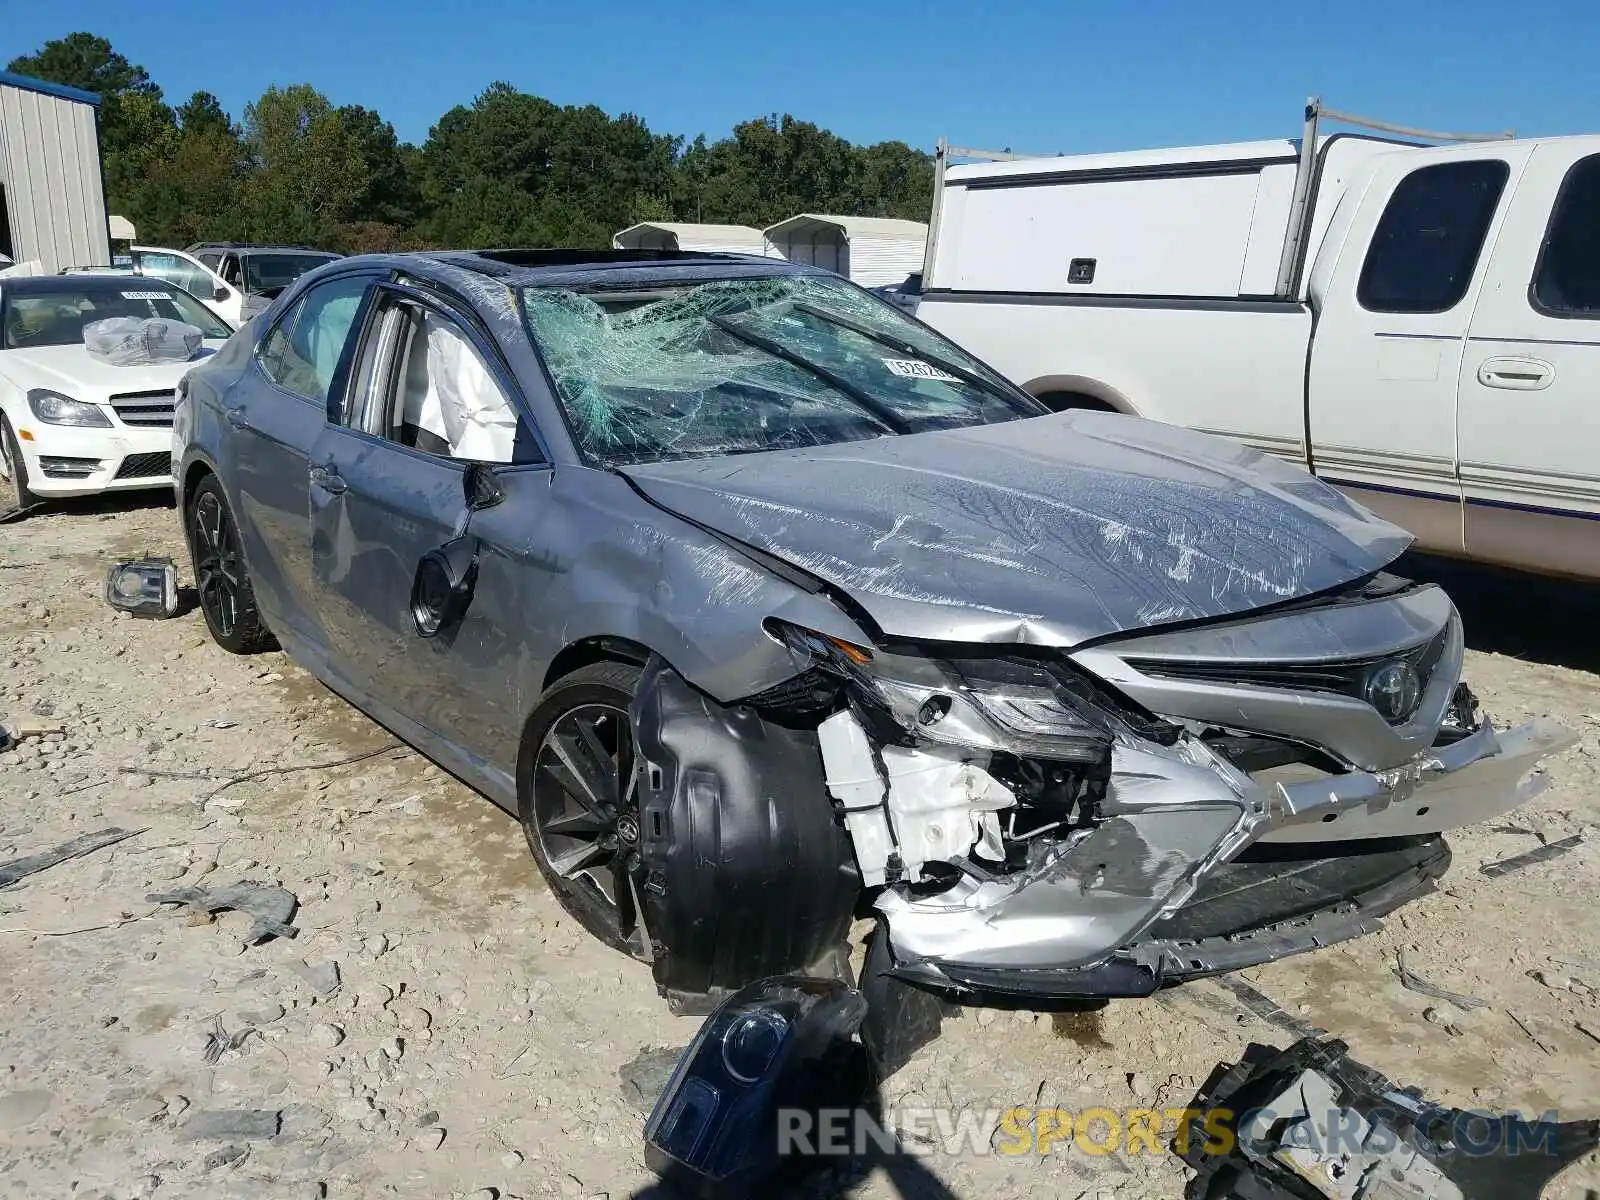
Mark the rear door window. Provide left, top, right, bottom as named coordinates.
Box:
left=1531, top=153, right=1600, bottom=318
left=1358, top=160, right=1510, bottom=314
left=258, top=276, right=370, bottom=405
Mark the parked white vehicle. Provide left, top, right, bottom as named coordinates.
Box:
left=125, top=246, right=243, bottom=326
left=0, top=274, right=232, bottom=510
left=914, top=101, right=1600, bottom=580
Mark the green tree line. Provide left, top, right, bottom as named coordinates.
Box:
left=7, top=33, right=934, bottom=253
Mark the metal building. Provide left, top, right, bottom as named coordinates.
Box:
left=0, top=71, right=110, bottom=274
left=613, top=222, right=767, bottom=256
left=761, top=215, right=928, bottom=287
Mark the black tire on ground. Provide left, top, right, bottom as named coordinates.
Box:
left=185, top=473, right=275, bottom=654
left=0, top=413, right=40, bottom=512
left=1035, top=391, right=1115, bottom=413
left=518, top=661, right=649, bottom=961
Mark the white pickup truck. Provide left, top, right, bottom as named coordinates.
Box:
left=913, top=101, right=1600, bottom=580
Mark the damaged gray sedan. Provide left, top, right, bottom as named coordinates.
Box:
left=174, top=248, right=1573, bottom=1005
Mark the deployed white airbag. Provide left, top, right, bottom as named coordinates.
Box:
left=406, top=315, right=517, bottom=462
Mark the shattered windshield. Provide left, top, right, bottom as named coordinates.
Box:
left=520, top=274, right=1041, bottom=465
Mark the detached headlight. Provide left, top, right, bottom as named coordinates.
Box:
left=27, top=389, right=111, bottom=428
left=767, top=620, right=1115, bottom=762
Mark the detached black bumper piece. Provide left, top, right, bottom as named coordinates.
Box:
left=1180, top=1036, right=1600, bottom=1200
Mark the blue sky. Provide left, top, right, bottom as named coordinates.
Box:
left=6, top=0, right=1598, bottom=153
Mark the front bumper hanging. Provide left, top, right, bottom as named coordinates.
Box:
left=875, top=716, right=1575, bottom=999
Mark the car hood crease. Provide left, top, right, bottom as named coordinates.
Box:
left=621, top=411, right=1412, bottom=647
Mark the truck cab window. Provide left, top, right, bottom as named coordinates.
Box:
left=1358, top=160, right=1509, bottom=314
left=1532, top=154, right=1600, bottom=318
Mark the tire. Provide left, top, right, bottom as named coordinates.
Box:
left=518, top=661, right=649, bottom=960
left=0, top=413, right=40, bottom=512
left=185, top=474, right=275, bottom=654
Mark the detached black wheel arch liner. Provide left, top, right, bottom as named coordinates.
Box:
left=628, top=653, right=860, bottom=998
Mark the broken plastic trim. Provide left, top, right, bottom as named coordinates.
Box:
left=1181, top=1036, right=1600, bottom=1200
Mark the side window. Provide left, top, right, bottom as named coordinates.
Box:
left=347, top=297, right=521, bottom=464
left=1532, top=154, right=1600, bottom=318
left=219, top=255, right=242, bottom=287
left=133, top=251, right=214, bottom=299
left=258, top=276, right=369, bottom=404
left=1358, top=160, right=1510, bottom=314
left=196, top=252, right=221, bottom=270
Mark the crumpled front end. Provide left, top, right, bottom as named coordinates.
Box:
left=736, top=575, right=1574, bottom=1000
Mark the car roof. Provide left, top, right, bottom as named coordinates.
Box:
left=238, top=246, right=340, bottom=257
left=188, top=243, right=338, bottom=255
left=1, top=273, right=172, bottom=294
left=344, top=248, right=829, bottom=291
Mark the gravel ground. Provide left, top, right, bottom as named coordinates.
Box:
left=1, top=493, right=1598, bottom=1200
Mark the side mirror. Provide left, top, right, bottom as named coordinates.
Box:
left=214, top=285, right=229, bottom=301
left=465, top=462, right=504, bottom=510
left=410, top=536, right=479, bottom=638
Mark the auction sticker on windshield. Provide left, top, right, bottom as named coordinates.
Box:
left=121, top=291, right=171, bottom=300
left=883, top=358, right=960, bottom=383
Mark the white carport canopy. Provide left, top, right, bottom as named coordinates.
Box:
left=761, top=214, right=928, bottom=287
left=612, top=222, right=766, bottom=256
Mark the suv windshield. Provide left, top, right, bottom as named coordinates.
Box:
left=244, top=253, right=337, bottom=294
left=2, top=281, right=234, bottom=349
left=522, top=274, right=1041, bottom=465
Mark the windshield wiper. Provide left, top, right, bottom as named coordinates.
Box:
left=791, top=302, right=1041, bottom=415
left=706, top=314, right=914, bottom=434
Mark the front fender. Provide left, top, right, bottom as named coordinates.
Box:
left=475, top=466, right=875, bottom=718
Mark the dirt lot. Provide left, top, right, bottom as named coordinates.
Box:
left=1, top=493, right=1598, bottom=1200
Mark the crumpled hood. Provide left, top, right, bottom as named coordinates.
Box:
left=622, top=411, right=1412, bottom=647
left=0, top=343, right=222, bottom=399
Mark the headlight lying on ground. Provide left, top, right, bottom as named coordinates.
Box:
left=27, top=388, right=111, bottom=428
left=766, top=620, right=1114, bottom=762
left=644, top=976, right=867, bottom=1197
left=105, top=558, right=179, bottom=618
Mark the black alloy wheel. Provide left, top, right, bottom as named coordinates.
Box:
left=186, top=475, right=274, bottom=653
left=520, top=662, right=650, bottom=960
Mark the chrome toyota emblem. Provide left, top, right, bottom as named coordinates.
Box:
left=1364, top=660, right=1422, bottom=723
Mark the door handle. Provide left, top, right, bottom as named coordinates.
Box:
left=309, top=465, right=348, bottom=495
left=224, top=406, right=250, bottom=429
left=1477, top=356, right=1555, bottom=391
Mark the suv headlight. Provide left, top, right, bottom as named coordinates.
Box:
left=767, top=620, right=1115, bottom=762
left=27, top=389, right=111, bottom=428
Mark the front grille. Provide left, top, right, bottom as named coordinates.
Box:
left=1128, top=628, right=1450, bottom=724
left=109, top=390, right=176, bottom=427
left=114, top=451, right=174, bottom=480
left=38, top=456, right=100, bottom=479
